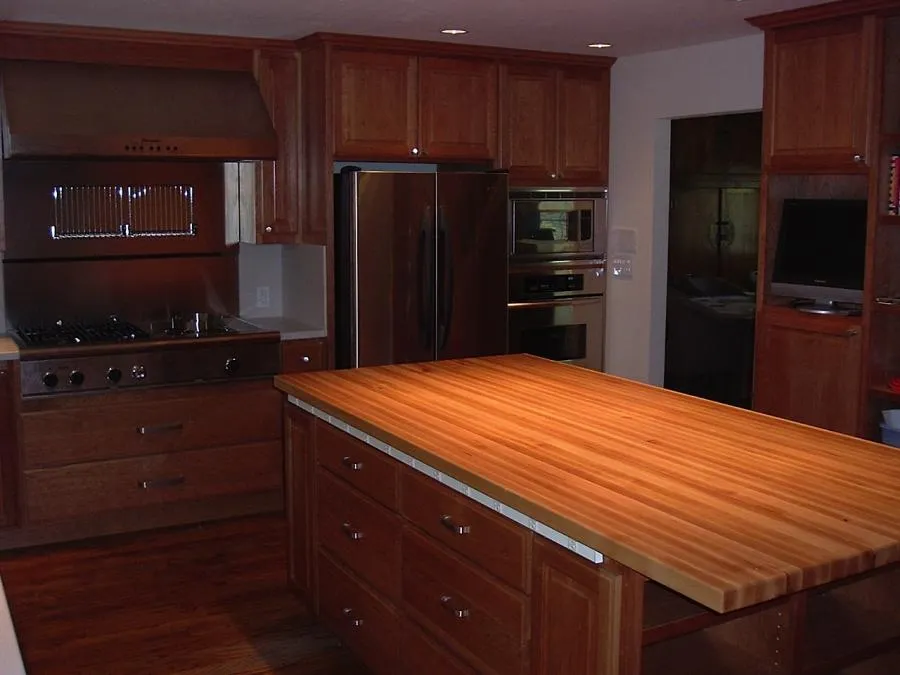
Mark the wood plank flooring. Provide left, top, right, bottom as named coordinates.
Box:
left=0, top=514, right=369, bottom=675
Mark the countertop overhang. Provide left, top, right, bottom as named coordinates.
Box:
left=275, top=354, right=900, bottom=613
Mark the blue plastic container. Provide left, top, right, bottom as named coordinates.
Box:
left=880, top=424, right=900, bottom=448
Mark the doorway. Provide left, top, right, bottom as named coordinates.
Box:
left=663, top=112, right=761, bottom=408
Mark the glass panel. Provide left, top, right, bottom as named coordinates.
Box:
left=512, top=199, right=595, bottom=255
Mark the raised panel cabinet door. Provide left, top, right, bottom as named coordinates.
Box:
left=558, top=67, right=611, bottom=186
left=531, top=537, right=622, bottom=675
left=285, top=405, right=315, bottom=602
left=753, top=319, right=862, bottom=435
left=418, top=57, right=498, bottom=160
left=332, top=50, right=418, bottom=159
left=503, top=66, right=558, bottom=185
left=767, top=17, right=871, bottom=171
left=254, top=51, right=301, bottom=243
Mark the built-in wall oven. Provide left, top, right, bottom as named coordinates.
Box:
left=508, top=260, right=606, bottom=371
left=509, top=187, right=607, bottom=262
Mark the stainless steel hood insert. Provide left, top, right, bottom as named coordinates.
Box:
left=0, top=59, right=277, bottom=160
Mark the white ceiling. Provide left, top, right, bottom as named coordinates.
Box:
left=1, top=0, right=830, bottom=57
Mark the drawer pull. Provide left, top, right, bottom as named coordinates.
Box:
left=137, top=422, right=184, bottom=435
left=439, top=594, right=470, bottom=620
left=342, top=607, right=364, bottom=628
left=440, top=514, right=471, bottom=536
left=341, top=521, right=364, bottom=540
left=342, top=456, right=364, bottom=471
left=138, top=475, right=185, bottom=490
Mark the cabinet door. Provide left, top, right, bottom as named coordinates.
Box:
left=254, top=51, right=301, bottom=243
left=754, top=315, right=862, bottom=435
left=0, top=362, right=14, bottom=528
left=558, top=67, right=610, bottom=186
left=332, top=50, right=418, bottom=159
left=531, top=537, right=622, bottom=675
left=285, top=405, right=315, bottom=602
left=281, top=338, right=327, bottom=373
left=503, top=66, right=558, bottom=186
left=418, top=57, right=498, bottom=160
left=766, top=17, right=871, bottom=171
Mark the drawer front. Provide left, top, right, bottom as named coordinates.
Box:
left=318, top=549, right=400, bottom=675
left=317, top=423, right=398, bottom=509
left=21, top=382, right=281, bottom=469
left=401, top=468, right=531, bottom=592
left=318, top=469, right=401, bottom=600
left=403, top=617, right=478, bottom=675
left=281, top=338, right=327, bottom=373
left=24, top=440, right=282, bottom=522
left=402, top=527, right=529, bottom=675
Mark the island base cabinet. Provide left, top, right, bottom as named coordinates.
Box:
left=402, top=617, right=478, bottom=675
left=531, top=537, right=623, bottom=675
left=285, top=404, right=315, bottom=601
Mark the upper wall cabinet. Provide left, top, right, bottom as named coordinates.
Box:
left=764, top=16, right=873, bottom=172
left=332, top=49, right=499, bottom=161
left=503, top=64, right=610, bottom=187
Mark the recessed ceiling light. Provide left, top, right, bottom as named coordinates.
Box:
left=441, top=28, right=468, bottom=35
left=588, top=42, right=612, bottom=49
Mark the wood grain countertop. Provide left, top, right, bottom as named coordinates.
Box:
left=274, top=354, right=900, bottom=614
left=0, top=338, right=19, bottom=360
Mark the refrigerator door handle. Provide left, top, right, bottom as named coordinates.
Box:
left=436, top=207, right=454, bottom=351
left=418, top=208, right=434, bottom=349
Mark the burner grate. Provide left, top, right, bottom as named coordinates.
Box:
left=14, top=318, right=149, bottom=348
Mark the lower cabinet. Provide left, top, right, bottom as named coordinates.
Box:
left=285, top=407, right=623, bottom=675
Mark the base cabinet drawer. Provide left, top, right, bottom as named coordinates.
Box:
left=317, top=423, right=399, bottom=509
left=402, top=526, right=529, bottom=675
left=317, top=469, right=402, bottom=600
left=403, top=618, right=478, bottom=675
left=23, top=441, right=282, bottom=522
left=318, top=549, right=400, bottom=675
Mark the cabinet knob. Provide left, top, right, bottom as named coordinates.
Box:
left=550, top=173, right=557, bottom=179
left=302, top=355, right=310, bottom=363
left=411, top=147, right=420, bottom=156
left=853, top=154, right=864, bottom=163
left=265, top=225, right=273, bottom=233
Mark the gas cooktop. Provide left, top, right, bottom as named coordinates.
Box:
left=14, top=317, right=149, bottom=349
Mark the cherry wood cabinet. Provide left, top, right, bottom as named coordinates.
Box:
left=504, top=64, right=610, bottom=187
left=753, top=307, right=862, bottom=435
left=285, top=404, right=315, bottom=601
left=331, top=49, right=498, bottom=161
left=280, top=338, right=327, bottom=373
left=760, top=16, right=873, bottom=172
left=0, top=362, right=16, bottom=528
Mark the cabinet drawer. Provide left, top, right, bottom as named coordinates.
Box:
left=318, top=469, right=402, bottom=600
left=21, top=382, right=281, bottom=469
left=401, top=468, right=531, bottom=592
left=402, top=527, right=529, bottom=675
left=317, top=423, right=398, bottom=509
left=23, top=440, right=282, bottom=523
left=403, top=617, right=477, bottom=675
left=318, top=549, right=400, bottom=675
left=281, top=338, right=326, bottom=373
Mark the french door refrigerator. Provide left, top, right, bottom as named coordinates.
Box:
left=334, top=167, right=508, bottom=368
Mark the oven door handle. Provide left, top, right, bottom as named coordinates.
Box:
left=508, top=297, right=603, bottom=310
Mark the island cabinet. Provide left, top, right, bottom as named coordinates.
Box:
left=503, top=64, right=610, bottom=186
left=761, top=15, right=873, bottom=172
left=331, top=48, right=499, bottom=162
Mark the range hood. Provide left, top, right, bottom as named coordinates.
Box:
left=0, top=60, right=278, bottom=160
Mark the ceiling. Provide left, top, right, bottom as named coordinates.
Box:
left=1, top=0, right=832, bottom=57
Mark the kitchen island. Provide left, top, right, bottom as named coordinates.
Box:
left=275, top=354, right=900, bottom=675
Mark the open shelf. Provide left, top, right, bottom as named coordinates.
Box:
left=642, top=582, right=715, bottom=645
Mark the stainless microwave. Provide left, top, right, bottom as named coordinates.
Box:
left=509, top=188, right=607, bottom=261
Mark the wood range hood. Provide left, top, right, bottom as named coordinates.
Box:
left=0, top=59, right=277, bottom=161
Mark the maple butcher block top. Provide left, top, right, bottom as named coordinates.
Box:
left=274, top=354, right=900, bottom=614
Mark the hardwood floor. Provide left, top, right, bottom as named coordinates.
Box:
left=0, top=514, right=369, bottom=675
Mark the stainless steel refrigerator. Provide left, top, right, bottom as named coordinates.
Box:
left=334, top=167, right=509, bottom=368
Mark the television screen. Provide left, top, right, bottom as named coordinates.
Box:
left=771, top=198, right=867, bottom=303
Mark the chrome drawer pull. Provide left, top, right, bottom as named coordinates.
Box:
left=138, top=476, right=185, bottom=490
left=342, top=456, right=364, bottom=471
left=440, top=514, right=471, bottom=536
left=342, top=607, right=364, bottom=628
left=341, top=522, right=364, bottom=540
left=137, top=422, right=184, bottom=435
left=440, top=595, right=470, bottom=619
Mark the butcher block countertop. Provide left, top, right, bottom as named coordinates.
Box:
left=274, top=354, right=900, bottom=614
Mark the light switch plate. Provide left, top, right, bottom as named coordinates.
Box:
left=611, top=256, right=633, bottom=280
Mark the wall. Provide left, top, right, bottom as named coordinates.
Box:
left=606, top=34, right=765, bottom=384
left=238, top=243, right=284, bottom=318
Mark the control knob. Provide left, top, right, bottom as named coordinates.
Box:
left=107, top=367, right=123, bottom=384
left=131, top=364, right=147, bottom=380
left=68, top=370, right=85, bottom=386
left=42, top=372, right=59, bottom=388
left=224, top=357, right=240, bottom=376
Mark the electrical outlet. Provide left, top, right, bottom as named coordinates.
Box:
left=611, top=256, right=633, bottom=280
left=255, top=286, right=270, bottom=309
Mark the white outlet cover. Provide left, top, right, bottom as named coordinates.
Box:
left=611, top=256, right=633, bottom=280
left=256, top=286, right=270, bottom=308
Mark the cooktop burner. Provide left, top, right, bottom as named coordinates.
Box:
left=14, top=317, right=150, bottom=348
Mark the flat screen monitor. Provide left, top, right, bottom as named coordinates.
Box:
left=770, top=198, right=867, bottom=307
